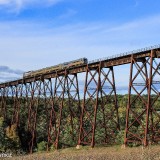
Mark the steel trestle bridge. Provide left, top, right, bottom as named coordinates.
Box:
left=0, top=45, right=160, bottom=153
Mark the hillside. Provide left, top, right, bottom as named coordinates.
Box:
left=11, top=145, right=160, bottom=160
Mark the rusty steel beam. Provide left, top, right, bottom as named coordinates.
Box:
left=47, top=78, right=57, bottom=151
left=144, top=51, right=153, bottom=146
left=48, top=71, right=81, bottom=150
left=34, top=78, right=52, bottom=152
left=125, top=50, right=160, bottom=146
left=4, top=86, right=14, bottom=123
left=147, top=53, right=160, bottom=144
left=125, top=55, right=150, bottom=146
left=78, top=64, right=119, bottom=147
left=27, top=80, right=41, bottom=153
left=78, top=65, right=100, bottom=146
left=99, top=66, right=120, bottom=144
left=0, top=88, right=7, bottom=119
left=39, top=78, right=56, bottom=152
left=53, top=73, right=66, bottom=149
left=65, top=73, right=81, bottom=146
left=11, top=84, right=24, bottom=127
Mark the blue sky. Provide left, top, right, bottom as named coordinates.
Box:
left=0, top=0, right=160, bottom=92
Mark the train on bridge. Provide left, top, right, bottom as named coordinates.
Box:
left=23, top=57, right=88, bottom=78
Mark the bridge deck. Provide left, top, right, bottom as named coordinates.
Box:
left=0, top=47, right=160, bottom=88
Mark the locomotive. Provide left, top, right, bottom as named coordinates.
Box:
left=23, top=57, right=88, bottom=78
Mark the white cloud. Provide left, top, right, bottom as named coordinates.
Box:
left=0, top=65, right=23, bottom=82
left=0, top=0, right=10, bottom=5
left=0, top=0, right=63, bottom=12
left=58, top=9, right=77, bottom=19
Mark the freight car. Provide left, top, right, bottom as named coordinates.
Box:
left=23, top=58, right=88, bottom=78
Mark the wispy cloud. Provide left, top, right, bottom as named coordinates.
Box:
left=0, top=0, right=63, bottom=13
left=0, top=14, right=159, bottom=68
left=0, top=66, right=24, bottom=82
left=58, top=9, right=77, bottom=19
left=0, top=66, right=23, bottom=75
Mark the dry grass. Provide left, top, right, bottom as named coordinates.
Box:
left=10, top=145, right=160, bottom=160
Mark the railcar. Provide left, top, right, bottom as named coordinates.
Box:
left=66, top=58, right=88, bottom=68
left=23, top=57, right=88, bottom=78
left=23, top=71, right=32, bottom=78
left=23, top=64, right=62, bottom=78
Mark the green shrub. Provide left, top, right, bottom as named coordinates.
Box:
left=37, top=141, right=47, bottom=152
left=116, top=130, right=125, bottom=145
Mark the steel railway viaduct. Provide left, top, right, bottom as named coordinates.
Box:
left=0, top=45, right=160, bottom=153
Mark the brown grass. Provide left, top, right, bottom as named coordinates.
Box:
left=10, top=145, right=160, bottom=160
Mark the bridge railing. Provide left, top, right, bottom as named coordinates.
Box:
left=89, top=44, right=160, bottom=64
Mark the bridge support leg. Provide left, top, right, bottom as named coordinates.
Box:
left=99, top=66, right=120, bottom=144
left=148, top=51, right=160, bottom=144
left=47, top=78, right=57, bottom=151
left=4, top=86, right=13, bottom=124
left=78, top=64, right=119, bottom=147
left=11, top=84, right=23, bottom=127
left=0, top=86, right=18, bottom=127
left=65, top=73, right=81, bottom=146
left=125, top=50, right=160, bottom=146
left=27, top=81, right=41, bottom=153
left=78, top=65, right=100, bottom=147
left=52, top=74, right=66, bottom=149
left=0, top=88, right=7, bottom=120
left=125, top=55, right=149, bottom=146
left=49, top=72, right=81, bottom=149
